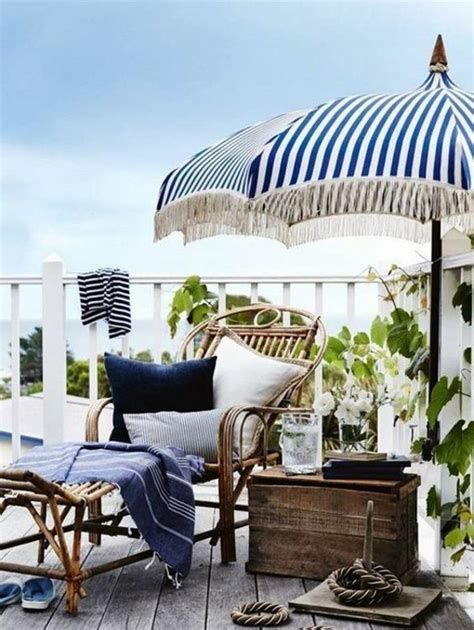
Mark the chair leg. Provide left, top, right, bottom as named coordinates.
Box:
left=218, top=469, right=236, bottom=563
left=210, top=465, right=253, bottom=547
left=88, top=498, right=102, bottom=545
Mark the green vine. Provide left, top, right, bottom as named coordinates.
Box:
left=424, top=281, right=472, bottom=564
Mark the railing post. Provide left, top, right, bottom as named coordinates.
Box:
left=153, top=283, right=162, bottom=363
left=10, top=284, right=21, bottom=460
left=346, top=282, right=356, bottom=328
left=42, top=254, right=66, bottom=444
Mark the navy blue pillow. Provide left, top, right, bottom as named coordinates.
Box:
left=104, top=352, right=217, bottom=443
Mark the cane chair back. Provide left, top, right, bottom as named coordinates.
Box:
left=177, top=303, right=326, bottom=407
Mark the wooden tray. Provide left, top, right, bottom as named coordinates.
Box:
left=289, top=580, right=442, bottom=626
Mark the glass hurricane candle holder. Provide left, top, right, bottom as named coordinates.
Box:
left=279, top=412, right=321, bottom=475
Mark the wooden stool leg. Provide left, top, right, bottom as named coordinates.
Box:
left=37, top=502, right=47, bottom=564
left=66, top=502, right=85, bottom=616
left=88, top=497, right=102, bottom=545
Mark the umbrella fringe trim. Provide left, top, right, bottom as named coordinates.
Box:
left=154, top=178, right=473, bottom=246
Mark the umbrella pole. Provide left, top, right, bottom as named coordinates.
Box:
left=427, top=219, right=441, bottom=448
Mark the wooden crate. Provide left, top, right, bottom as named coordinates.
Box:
left=247, top=466, right=420, bottom=583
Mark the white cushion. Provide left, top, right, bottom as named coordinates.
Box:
left=123, top=409, right=224, bottom=463
left=212, top=329, right=308, bottom=456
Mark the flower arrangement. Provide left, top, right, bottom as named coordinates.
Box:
left=315, top=383, right=391, bottom=452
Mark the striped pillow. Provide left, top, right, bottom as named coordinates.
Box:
left=123, top=409, right=224, bottom=463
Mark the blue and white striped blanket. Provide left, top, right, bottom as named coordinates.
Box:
left=12, top=442, right=205, bottom=582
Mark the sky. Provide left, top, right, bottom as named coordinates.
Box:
left=1, top=1, right=473, bottom=286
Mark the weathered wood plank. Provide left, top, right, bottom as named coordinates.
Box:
left=248, top=527, right=404, bottom=581
left=152, top=508, right=214, bottom=630
left=0, top=512, right=93, bottom=629
left=256, top=573, right=315, bottom=629
left=47, top=536, right=134, bottom=629
left=0, top=506, right=36, bottom=560
left=304, top=579, right=371, bottom=630
left=1, top=505, right=471, bottom=630
left=99, top=539, right=164, bottom=630
left=206, top=529, right=257, bottom=630
left=411, top=571, right=473, bottom=630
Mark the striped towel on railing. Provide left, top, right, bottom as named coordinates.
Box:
left=78, top=268, right=131, bottom=338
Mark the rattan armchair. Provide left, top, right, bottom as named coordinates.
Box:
left=86, top=304, right=327, bottom=563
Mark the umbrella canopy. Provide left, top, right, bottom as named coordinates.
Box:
left=155, top=36, right=472, bottom=245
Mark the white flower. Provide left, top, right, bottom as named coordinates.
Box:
left=314, top=392, right=336, bottom=416
left=355, top=398, right=373, bottom=415
left=335, top=398, right=360, bottom=425
left=358, top=390, right=373, bottom=403
left=345, top=351, right=354, bottom=368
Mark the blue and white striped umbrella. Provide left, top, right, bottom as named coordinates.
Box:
left=155, top=37, right=473, bottom=245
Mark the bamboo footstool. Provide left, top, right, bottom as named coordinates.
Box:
left=0, top=468, right=148, bottom=616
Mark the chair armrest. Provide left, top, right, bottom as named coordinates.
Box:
left=85, top=398, right=113, bottom=442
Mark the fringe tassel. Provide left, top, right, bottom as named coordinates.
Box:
left=154, top=178, right=473, bottom=246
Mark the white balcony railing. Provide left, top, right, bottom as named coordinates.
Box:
left=2, top=255, right=384, bottom=459
left=1, top=243, right=472, bottom=578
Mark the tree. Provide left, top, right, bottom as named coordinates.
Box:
left=19, top=327, right=74, bottom=386
left=66, top=349, right=167, bottom=398
left=67, top=357, right=111, bottom=399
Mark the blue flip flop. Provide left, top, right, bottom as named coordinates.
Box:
left=21, top=578, right=55, bottom=610
left=0, top=582, right=22, bottom=606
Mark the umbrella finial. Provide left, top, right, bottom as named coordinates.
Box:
left=429, top=34, right=449, bottom=72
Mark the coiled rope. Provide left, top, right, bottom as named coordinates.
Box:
left=327, top=557, right=402, bottom=606
left=327, top=499, right=403, bottom=607
left=230, top=602, right=289, bottom=626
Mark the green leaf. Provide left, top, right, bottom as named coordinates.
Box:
left=333, top=359, right=347, bottom=372
left=452, top=282, right=472, bottom=325
left=406, top=391, right=422, bottom=421
left=411, top=438, right=424, bottom=455
left=324, top=336, right=347, bottom=362
left=167, top=311, right=180, bottom=339
left=440, top=502, right=456, bottom=520
left=426, top=376, right=461, bottom=428
left=354, top=332, right=370, bottom=345
left=434, top=420, right=474, bottom=476
left=409, top=330, right=424, bottom=354
left=391, top=308, right=412, bottom=325
left=405, top=347, right=430, bottom=380
left=464, top=347, right=471, bottom=364
left=459, top=474, right=471, bottom=496
left=386, top=323, right=410, bottom=357
left=171, top=288, right=194, bottom=314
left=338, top=326, right=351, bottom=342
left=188, top=303, right=211, bottom=325
left=450, top=546, right=467, bottom=564
left=352, top=359, right=371, bottom=379
left=444, top=527, right=465, bottom=549
left=370, top=316, right=387, bottom=347
left=426, top=485, right=441, bottom=518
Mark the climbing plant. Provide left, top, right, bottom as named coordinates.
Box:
left=422, top=281, right=473, bottom=564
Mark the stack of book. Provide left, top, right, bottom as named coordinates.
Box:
left=322, top=455, right=411, bottom=481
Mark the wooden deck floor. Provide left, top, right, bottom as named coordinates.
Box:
left=1, top=494, right=472, bottom=629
